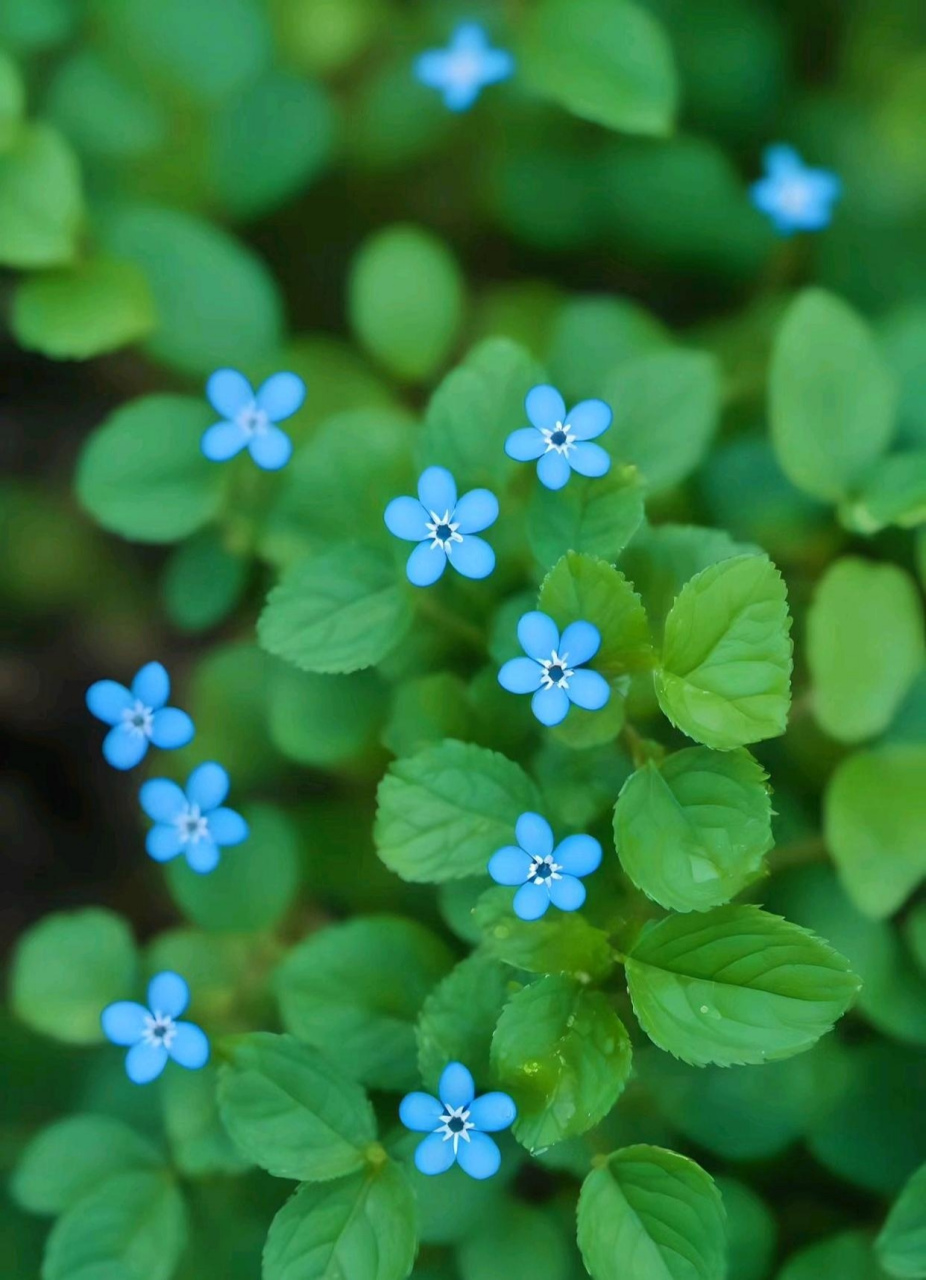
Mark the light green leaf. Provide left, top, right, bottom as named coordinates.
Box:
left=263, top=1163, right=417, bottom=1280
left=577, top=1145, right=725, bottom=1280
left=769, top=288, right=897, bottom=502
left=12, top=257, right=155, bottom=360
left=417, top=954, right=512, bottom=1093
left=492, top=975, right=632, bottom=1151
left=546, top=294, right=668, bottom=402
left=614, top=747, right=773, bottom=912
left=625, top=904, right=860, bottom=1066
left=46, top=48, right=166, bottom=160
left=475, top=887, right=615, bottom=982
left=0, top=50, right=25, bottom=151
left=840, top=451, right=926, bottom=533
left=160, top=1062, right=252, bottom=1177
left=520, top=0, right=678, bottom=137
left=527, top=464, right=644, bottom=569
left=877, top=1163, right=926, bottom=1279
left=779, top=1231, right=889, bottom=1280
left=217, top=1033, right=376, bottom=1181
left=655, top=554, right=793, bottom=750
left=718, top=1177, right=777, bottom=1280
left=375, top=739, right=540, bottom=884
left=258, top=544, right=413, bottom=675
left=11, top=908, right=137, bottom=1044
left=161, top=529, right=248, bottom=633
left=268, top=662, right=387, bottom=768
left=0, top=122, right=82, bottom=267
left=381, top=674, right=472, bottom=759
left=539, top=552, right=654, bottom=678
left=145, top=928, right=258, bottom=1028
left=276, top=916, right=453, bottom=1091
left=458, top=1201, right=574, bottom=1280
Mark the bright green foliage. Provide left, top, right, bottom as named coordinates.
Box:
left=11, top=1115, right=161, bottom=1215
left=11, top=908, right=137, bottom=1044
left=539, top=552, right=654, bottom=678
left=808, top=558, right=925, bottom=743
left=382, top=674, right=472, bottom=759
left=458, top=1201, right=575, bottom=1280
left=0, top=49, right=25, bottom=150
left=12, top=257, right=156, bottom=359
left=718, top=1178, right=777, bottom=1280
left=840, top=452, right=926, bottom=534
left=268, top=663, right=386, bottom=767
left=476, top=887, right=616, bottom=981
left=161, top=1065, right=253, bottom=1177
left=546, top=295, right=668, bottom=399
left=375, top=740, right=540, bottom=883
left=162, top=530, right=248, bottom=633
left=521, top=0, right=678, bottom=136
left=416, top=954, right=511, bottom=1092
left=877, top=1163, right=926, bottom=1279
left=625, top=904, right=860, bottom=1066
left=614, top=747, right=773, bottom=911
left=655, top=554, right=793, bottom=750
left=770, top=289, right=897, bottom=502
left=779, top=1231, right=888, bottom=1280
left=577, top=1145, right=726, bottom=1280
left=491, top=975, right=633, bottom=1151
left=0, top=122, right=82, bottom=267
left=528, top=465, right=645, bottom=568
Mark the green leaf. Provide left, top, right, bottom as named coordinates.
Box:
left=417, top=954, right=511, bottom=1093
left=12, top=257, right=156, bottom=360
left=11, top=908, right=137, bottom=1044
left=718, top=1178, right=777, bottom=1280
left=46, top=48, right=166, bottom=161
left=375, top=740, right=541, bottom=884
left=349, top=224, right=465, bottom=382
left=0, top=122, right=82, bottom=268
left=11, top=1115, right=161, bottom=1216
left=42, top=1170, right=187, bottom=1280
left=269, top=661, right=387, bottom=768
left=258, top=544, right=413, bottom=675
left=76, top=395, right=223, bottom=544
left=0, top=0, right=74, bottom=51
left=779, top=1232, right=888, bottom=1280
left=546, top=295, right=668, bottom=402
left=145, top=928, right=258, bottom=1028
left=840, top=451, right=926, bottom=533
left=769, top=288, right=897, bottom=502
left=381, top=674, right=472, bottom=759
left=160, top=1063, right=252, bottom=1177
left=539, top=552, right=654, bottom=678
left=458, top=1201, right=574, bottom=1280
left=177, top=642, right=277, bottom=790
left=276, top=916, right=453, bottom=1091
left=527, top=464, right=644, bottom=569
left=825, top=745, right=926, bottom=919
left=577, top=1145, right=725, bottom=1280
left=492, top=975, right=632, bottom=1151
left=0, top=50, right=25, bottom=151
left=520, top=0, right=678, bottom=137
left=877, top=1163, right=926, bottom=1278
left=161, top=529, right=248, bottom=633
left=217, top=1033, right=376, bottom=1181
left=475, top=887, right=615, bottom=982
left=614, top=747, right=773, bottom=912
left=655, top=554, right=793, bottom=750
left=601, top=350, right=721, bottom=492
left=263, top=1164, right=417, bottom=1280
left=626, top=905, right=859, bottom=1066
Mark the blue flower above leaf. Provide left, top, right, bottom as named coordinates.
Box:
left=101, top=971, right=209, bottom=1085
left=400, top=1062, right=516, bottom=1179
left=139, top=762, right=248, bottom=874
left=498, top=611, right=610, bottom=726
left=201, top=368, right=306, bottom=471
left=415, top=22, right=514, bottom=112
left=86, top=662, right=195, bottom=770
left=505, top=384, right=612, bottom=491
left=489, top=811, right=602, bottom=921
left=750, top=145, right=841, bottom=235
left=385, top=466, right=498, bottom=587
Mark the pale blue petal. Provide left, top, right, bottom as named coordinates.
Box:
left=488, top=846, right=533, bottom=886
left=559, top=621, right=601, bottom=667
left=498, top=657, right=543, bottom=694
left=550, top=874, right=586, bottom=912
left=206, top=368, right=253, bottom=418
left=568, top=399, right=612, bottom=440
left=750, top=178, right=779, bottom=215
left=86, top=680, right=132, bottom=725
left=456, top=1131, right=500, bottom=1180
left=125, top=1041, right=168, bottom=1085
left=569, top=442, right=611, bottom=478
left=555, top=834, right=602, bottom=879
left=566, top=669, right=610, bottom=712
left=468, top=1093, right=516, bottom=1133
left=538, top=450, right=571, bottom=490
left=146, top=825, right=184, bottom=863
left=444, top=82, right=481, bottom=112
left=150, top=708, right=195, bottom=750
left=169, top=1022, right=210, bottom=1069
left=811, top=170, right=841, bottom=202
left=532, top=685, right=570, bottom=726
left=764, top=144, right=801, bottom=176
left=186, top=840, right=221, bottom=874
left=454, top=22, right=489, bottom=52
left=384, top=496, right=429, bottom=542
left=103, top=725, right=148, bottom=770
left=186, top=762, right=229, bottom=812
left=514, top=881, right=550, bottom=920
left=415, top=1132, right=457, bottom=1176
left=450, top=535, right=495, bottom=580
left=505, top=428, right=546, bottom=462
left=208, top=808, right=248, bottom=847
left=132, top=662, right=169, bottom=709
left=439, top=1062, right=475, bottom=1109
left=418, top=466, right=456, bottom=515
left=101, top=1001, right=148, bottom=1046
left=516, top=812, right=554, bottom=859
left=139, top=778, right=187, bottom=823
left=400, top=1092, right=444, bottom=1132
left=453, top=489, right=498, bottom=534
left=147, top=972, right=189, bottom=1019
left=407, top=541, right=447, bottom=587
left=255, top=372, right=306, bottom=422
left=415, top=50, right=451, bottom=91
left=201, top=420, right=249, bottom=462
left=525, top=384, right=566, bottom=431
left=517, top=611, right=560, bottom=661
left=480, top=49, right=515, bottom=85
left=248, top=426, right=292, bottom=471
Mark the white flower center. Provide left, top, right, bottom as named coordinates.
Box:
left=436, top=1103, right=474, bottom=1153
left=236, top=402, right=270, bottom=436
left=426, top=509, right=463, bottom=554
left=121, top=700, right=154, bottom=738
left=539, top=650, right=574, bottom=691
left=142, top=1011, right=177, bottom=1049
left=777, top=177, right=814, bottom=217
left=174, top=804, right=210, bottom=846
left=541, top=421, right=576, bottom=457
left=528, top=853, right=563, bottom=886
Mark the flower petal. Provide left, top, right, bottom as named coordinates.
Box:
left=555, top=834, right=602, bottom=879
left=537, top=450, right=571, bottom=490
left=400, top=1092, right=444, bottom=1132
left=531, top=685, right=570, bottom=727
left=248, top=426, right=292, bottom=471
left=566, top=669, right=610, bottom=712
left=568, top=399, right=612, bottom=440
left=101, top=1001, right=148, bottom=1046
left=454, top=22, right=490, bottom=52
left=201, top=420, right=249, bottom=462
left=517, top=611, right=560, bottom=661
left=569, top=441, right=611, bottom=478
left=513, top=881, right=550, bottom=920
left=764, top=144, right=801, bottom=176
left=186, top=839, right=221, bottom=874
left=453, top=489, right=498, bottom=534
left=516, top=812, right=554, bottom=859
left=208, top=808, right=249, bottom=847
left=125, top=1040, right=168, bottom=1085
left=439, top=1062, right=475, bottom=1110
left=414, top=1132, right=457, bottom=1176
left=468, top=1092, right=516, bottom=1133
left=255, top=372, right=306, bottom=422
left=86, top=680, right=132, bottom=726
left=456, top=1131, right=501, bottom=1180
left=525, top=384, right=566, bottom=431
left=415, top=50, right=451, bottom=91
left=206, top=368, right=253, bottom=418
left=139, top=778, right=187, bottom=823
left=505, top=427, right=546, bottom=462
left=443, top=81, right=481, bottom=112
left=418, top=466, right=457, bottom=515
left=450, top=535, right=495, bottom=580
left=146, top=824, right=184, bottom=863
left=406, top=541, right=447, bottom=588
left=150, top=708, right=195, bottom=750
left=480, top=49, right=515, bottom=85
left=132, top=662, right=169, bottom=709
left=384, top=496, right=429, bottom=542
left=147, top=971, right=189, bottom=1019
left=559, top=621, right=601, bottom=667
left=169, top=1022, right=210, bottom=1070
left=488, top=846, right=533, bottom=886
left=498, top=657, right=542, bottom=695
left=549, top=874, right=587, bottom=912
left=103, top=725, right=148, bottom=770
left=185, top=762, right=229, bottom=813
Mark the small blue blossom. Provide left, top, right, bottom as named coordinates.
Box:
left=505, top=384, right=612, bottom=491
left=139, top=762, right=249, bottom=874
left=385, top=466, right=498, bottom=587
left=201, top=368, right=306, bottom=471
left=750, top=145, right=841, bottom=235
left=489, top=812, right=602, bottom=921
left=86, top=662, right=195, bottom=770
left=102, top=971, right=209, bottom=1085
left=498, top=611, right=610, bottom=727
left=400, top=1062, right=516, bottom=1180
left=414, top=22, right=514, bottom=112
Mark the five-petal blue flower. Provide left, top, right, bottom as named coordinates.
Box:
left=86, top=662, right=195, bottom=770
left=415, top=22, right=514, bottom=112
left=489, top=812, right=602, bottom=921
left=506, top=384, right=612, bottom=491
left=498, top=611, right=610, bottom=726
left=102, top=971, right=209, bottom=1085
left=750, top=145, right=841, bottom=236
left=140, top=762, right=249, bottom=874
left=201, top=368, right=306, bottom=472
left=385, top=466, right=498, bottom=587
left=400, top=1062, right=516, bottom=1180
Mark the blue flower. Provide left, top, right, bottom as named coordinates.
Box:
left=201, top=368, right=306, bottom=471
left=139, top=762, right=249, bottom=874
left=385, top=466, right=498, bottom=587
left=400, top=1062, right=516, bottom=1180
left=488, top=812, right=602, bottom=921
left=498, top=611, right=610, bottom=727
left=505, top=384, right=612, bottom=491
left=86, top=662, right=195, bottom=770
left=750, top=145, right=841, bottom=235
left=101, top=971, right=209, bottom=1085
left=414, top=22, right=514, bottom=112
